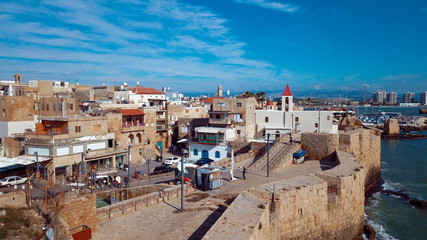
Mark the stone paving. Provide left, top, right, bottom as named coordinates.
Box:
left=92, top=157, right=336, bottom=239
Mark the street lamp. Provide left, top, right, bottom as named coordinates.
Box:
left=128, top=145, right=132, bottom=186
left=180, top=149, right=188, bottom=212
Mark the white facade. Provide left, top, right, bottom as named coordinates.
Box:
left=190, top=143, right=229, bottom=161
left=255, top=110, right=337, bottom=139
left=0, top=117, right=37, bottom=144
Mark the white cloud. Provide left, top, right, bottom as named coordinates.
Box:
left=0, top=0, right=286, bottom=91
left=234, top=0, right=299, bottom=13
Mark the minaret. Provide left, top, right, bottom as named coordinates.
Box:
left=218, top=85, right=223, bottom=98
left=281, top=84, right=293, bottom=112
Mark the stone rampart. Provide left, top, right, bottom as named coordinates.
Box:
left=61, top=193, right=97, bottom=232
left=203, top=151, right=365, bottom=240
left=301, top=129, right=381, bottom=189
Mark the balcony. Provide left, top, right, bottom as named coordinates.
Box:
left=122, top=122, right=145, bottom=128
left=156, top=125, right=168, bottom=131
left=209, top=118, right=231, bottom=125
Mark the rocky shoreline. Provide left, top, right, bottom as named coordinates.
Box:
left=381, top=133, right=427, bottom=140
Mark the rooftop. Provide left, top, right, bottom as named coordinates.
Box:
left=130, top=86, right=165, bottom=95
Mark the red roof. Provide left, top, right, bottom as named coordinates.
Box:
left=267, top=101, right=274, bottom=106
left=203, top=97, right=225, bottom=103
left=120, top=109, right=145, bottom=116
left=130, top=86, right=165, bottom=95
left=282, top=84, right=293, bottom=96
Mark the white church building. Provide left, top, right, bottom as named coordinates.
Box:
left=255, top=84, right=338, bottom=140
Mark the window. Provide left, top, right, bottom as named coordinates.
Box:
left=53, top=103, right=56, bottom=111
left=315, top=123, right=319, bottom=128
left=327, top=115, right=330, bottom=120
left=70, top=104, right=73, bottom=110
left=216, top=114, right=220, bottom=119
left=42, top=103, right=45, bottom=111
left=139, top=149, right=143, bottom=156
left=236, top=102, right=242, bottom=107
left=237, top=130, right=241, bottom=135
left=59, top=103, right=62, bottom=111
left=46, top=104, right=49, bottom=111
left=75, top=126, right=81, bottom=133
left=193, top=149, right=198, bottom=156
left=215, top=151, right=220, bottom=158
left=265, top=117, right=269, bottom=123
left=93, top=124, right=101, bottom=132
left=2, top=109, right=5, bottom=119
left=218, top=102, right=225, bottom=107
left=295, top=117, right=299, bottom=122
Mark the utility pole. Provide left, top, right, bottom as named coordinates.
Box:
left=318, top=110, right=321, bottom=133
left=34, top=152, right=40, bottom=181
left=267, top=133, right=270, bottom=177
left=180, top=149, right=185, bottom=211
left=81, top=153, right=86, bottom=181
left=363, top=86, right=366, bottom=105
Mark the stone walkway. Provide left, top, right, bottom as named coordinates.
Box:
left=93, top=158, right=338, bottom=239
left=93, top=195, right=225, bottom=240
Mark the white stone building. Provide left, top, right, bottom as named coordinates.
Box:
left=255, top=84, right=338, bottom=140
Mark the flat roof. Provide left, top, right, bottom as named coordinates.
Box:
left=197, top=127, right=221, bottom=134
left=0, top=155, right=51, bottom=171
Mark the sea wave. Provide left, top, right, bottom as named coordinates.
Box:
left=365, top=213, right=398, bottom=240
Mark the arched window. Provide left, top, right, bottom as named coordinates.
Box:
left=285, top=97, right=289, bottom=111
left=129, top=134, right=135, bottom=144
left=193, top=149, right=198, bottom=156
left=215, top=151, right=220, bottom=158
left=202, top=150, right=209, bottom=158
left=136, top=133, right=142, bottom=143
left=275, top=130, right=280, bottom=140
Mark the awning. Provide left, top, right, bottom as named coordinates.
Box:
left=197, top=127, right=221, bottom=134
left=177, top=138, right=188, bottom=143
left=0, top=155, right=52, bottom=172
left=120, top=109, right=145, bottom=116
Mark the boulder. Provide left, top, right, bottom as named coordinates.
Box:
left=409, top=199, right=427, bottom=209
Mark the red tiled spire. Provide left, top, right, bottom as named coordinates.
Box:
left=281, top=84, right=293, bottom=96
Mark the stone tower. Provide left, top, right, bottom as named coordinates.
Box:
left=218, top=85, right=223, bottom=98
left=14, top=73, right=21, bottom=84
left=384, top=119, right=399, bottom=135
left=281, top=84, right=293, bottom=112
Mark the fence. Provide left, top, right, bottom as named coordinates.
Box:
left=96, top=184, right=194, bottom=222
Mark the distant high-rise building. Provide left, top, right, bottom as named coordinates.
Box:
left=402, top=92, right=415, bottom=103
left=372, top=90, right=385, bottom=104
left=420, top=91, right=427, bottom=106
left=386, top=92, right=397, bottom=105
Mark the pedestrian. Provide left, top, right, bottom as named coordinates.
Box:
left=124, top=176, right=129, bottom=187
left=242, top=167, right=246, bottom=180
left=289, top=135, right=293, bottom=145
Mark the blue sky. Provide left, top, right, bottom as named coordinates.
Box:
left=0, top=0, right=426, bottom=95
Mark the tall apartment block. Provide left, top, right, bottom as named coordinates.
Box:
left=420, top=91, right=427, bottom=106
left=402, top=92, right=415, bottom=103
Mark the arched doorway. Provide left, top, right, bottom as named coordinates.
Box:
left=136, top=133, right=142, bottom=143
left=202, top=150, right=209, bottom=158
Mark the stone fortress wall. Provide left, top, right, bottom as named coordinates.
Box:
left=301, top=128, right=381, bottom=189
left=204, top=128, right=379, bottom=240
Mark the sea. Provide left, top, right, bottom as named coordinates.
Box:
left=362, top=107, right=426, bottom=240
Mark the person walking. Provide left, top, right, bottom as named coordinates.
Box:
left=289, top=135, right=293, bottom=145
left=124, top=176, right=129, bottom=188
left=242, top=167, right=246, bottom=180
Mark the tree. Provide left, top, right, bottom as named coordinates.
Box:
left=255, top=92, right=266, bottom=102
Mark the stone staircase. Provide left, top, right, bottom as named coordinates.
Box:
left=248, top=141, right=300, bottom=172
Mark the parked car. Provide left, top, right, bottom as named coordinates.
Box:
left=163, top=156, right=181, bottom=165
left=0, top=176, right=28, bottom=187
left=152, top=165, right=176, bottom=174
left=195, top=158, right=215, bottom=166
